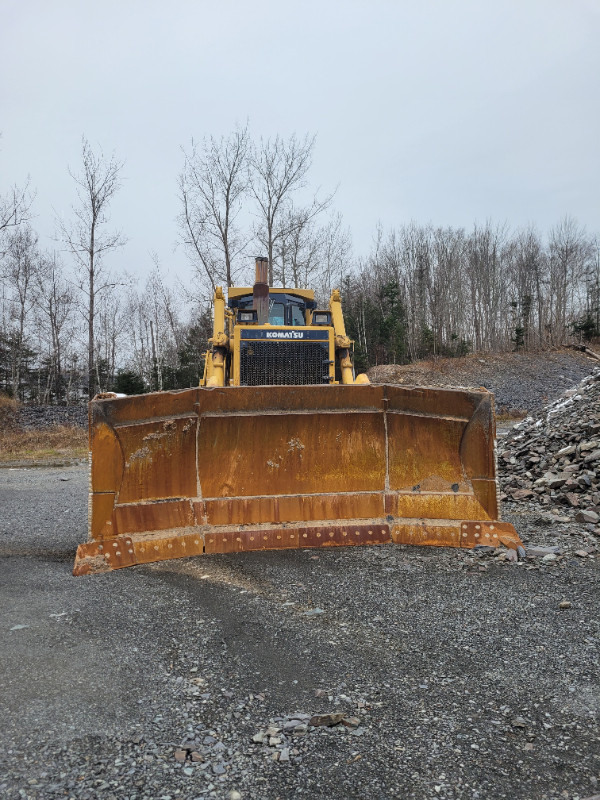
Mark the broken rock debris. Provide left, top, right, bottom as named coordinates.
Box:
left=500, top=370, right=600, bottom=536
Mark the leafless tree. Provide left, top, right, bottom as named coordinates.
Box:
left=0, top=181, right=33, bottom=239
left=506, top=227, right=546, bottom=348
left=0, top=134, right=34, bottom=249
left=250, top=133, right=331, bottom=285
left=428, top=226, right=468, bottom=355
left=1, top=226, right=40, bottom=398
left=548, top=216, right=594, bottom=344
left=95, top=290, right=124, bottom=392
left=314, top=213, right=352, bottom=302
left=59, top=137, right=126, bottom=398
left=179, top=127, right=250, bottom=292
left=272, top=206, right=321, bottom=289
left=34, top=252, right=75, bottom=403
left=121, top=266, right=182, bottom=390
left=464, top=222, right=510, bottom=351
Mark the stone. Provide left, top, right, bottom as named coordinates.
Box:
left=309, top=713, right=346, bottom=727
left=511, top=489, right=534, bottom=500
left=473, top=545, right=497, bottom=556
left=542, top=553, right=558, bottom=563
left=575, top=509, right=600, bottom=524
left=174, top=749, right=187, bottom=763
left=547, top=476, right=567, bottom=489
left=279, top=748, right=290, bottom=762
left=558, top=600, right=572, bottom=609
left=511, top=716, right=527, bottom=728
left=574, top=550, right=589, bottom=557
left=527, top=545, right=561, bottom=557
left=341, top=716, right=361, bottom=728
left=227, top=792, right=242, bottom=800
left=303, top=608, right=325, bottom=617
left=212, top=763, right=226, bottom=775
left=557, top=445, right=576, bottom=457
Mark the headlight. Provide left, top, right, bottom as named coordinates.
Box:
left=238, top=309, right=258, bottom=324
left=312, top=311, right=331, bottom=326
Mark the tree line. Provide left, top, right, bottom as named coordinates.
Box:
left=1, top=128, right=598, bottom=404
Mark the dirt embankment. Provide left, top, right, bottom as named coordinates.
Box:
left=369, top=348, right=599, bottom=415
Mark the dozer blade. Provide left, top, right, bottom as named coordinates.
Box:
left=74, top=384, right=522, bottom=575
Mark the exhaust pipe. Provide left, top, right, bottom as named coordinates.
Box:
left=253, top=256, right=269, bottom=324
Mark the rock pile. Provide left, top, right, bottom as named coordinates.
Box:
left=499, top=369, right=600, bottom=532
left=370, top=349, right=598, bottom=415
left=17, top=405, right=87, bottom=429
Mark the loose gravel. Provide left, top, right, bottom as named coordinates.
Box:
left=370, top=349, right=598, bottom=415
left=1, top=464, right=599, bottom=800
left=16, top=405, right=88, bottom=429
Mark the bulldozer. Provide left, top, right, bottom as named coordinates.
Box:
left=73, top=256, right=523, bottom=575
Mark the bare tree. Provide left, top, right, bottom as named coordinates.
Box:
left=59, top=137, right=126, bottom=398
left=1, top=226, right=40, bottom=398
left=0, top=181, right=33, bottom=238
left=314, top=213, right=352, bottom=301
left=250, top=133, right=331, bottom=285
left=548, top=216, right=593, bottom=344
left=179, top=127, right=250, bottom=291
left=121, top=266, right=182, bottom=391
left=272, top=206, right=320, bottom=289
left=95, top=290, right=124, bottom=391
left=0, top=135, right=33, bottom=246
left=35, top=252, right=75, bottom=403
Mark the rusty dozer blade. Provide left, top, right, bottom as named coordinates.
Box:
left=73, top=384, right=522, bottom=575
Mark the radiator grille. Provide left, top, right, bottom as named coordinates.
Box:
left=240, top=340, right=331, bottom=386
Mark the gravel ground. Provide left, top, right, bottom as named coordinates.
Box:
left=1, top=465, right=599, bottom=800
left=369, top=350, right=598, bottom=415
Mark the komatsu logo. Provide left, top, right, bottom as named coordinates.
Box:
left=265, top=331, right=305, bottom=339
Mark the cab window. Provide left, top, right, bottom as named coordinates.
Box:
left=290, top=305, right=305, bottom=326
left=268, top=301, right=285, bottom=326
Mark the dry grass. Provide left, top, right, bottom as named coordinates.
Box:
left=0, top=425, right=87, bottom=462
left=0, top=393, right=20, bottom=426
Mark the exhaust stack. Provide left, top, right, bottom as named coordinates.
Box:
left=253, top=256, right=269, bottom=324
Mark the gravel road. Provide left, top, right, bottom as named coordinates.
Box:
left=1, top=465, right=599, bottom=800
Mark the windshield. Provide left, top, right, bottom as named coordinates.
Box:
left=233, top=294, right=308, bottom=326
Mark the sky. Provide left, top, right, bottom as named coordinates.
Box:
left=1, top=0, right=599, bottom=292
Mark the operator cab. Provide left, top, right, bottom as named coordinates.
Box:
left=229, top=291, right=316, bottom=326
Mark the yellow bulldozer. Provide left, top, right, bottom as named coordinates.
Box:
left=73, top=257, right=522, bottom=575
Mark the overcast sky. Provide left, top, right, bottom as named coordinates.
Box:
left=1, top=0, right=599, bottom=291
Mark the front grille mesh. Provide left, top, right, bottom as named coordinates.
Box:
left=240, top=340, right=330, bottom=386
